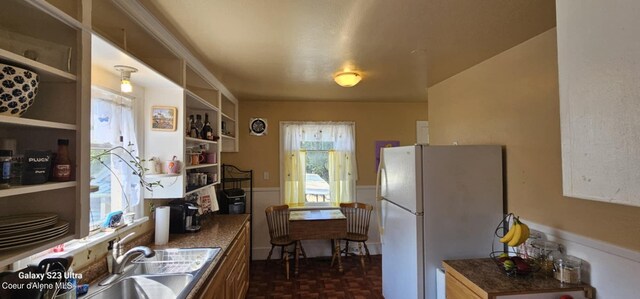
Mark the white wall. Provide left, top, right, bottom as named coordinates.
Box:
left=557, top=0, right=640, bottom=207
left=251, top=186, right=381, bottom=259
left=524, top=219, right=640, bottom=298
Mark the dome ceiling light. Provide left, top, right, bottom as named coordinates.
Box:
left=333, top=71, right=362, bottom=87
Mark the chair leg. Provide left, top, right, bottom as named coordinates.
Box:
left=343, top=240, right=350, bottom=256
left=363, top=242, right=371, bottom=262
left=280, top=245, right=285, bottom=261
left=298, top=241, right=307, bottom=260
left=358, top=242, right=366, bottom=273
left=284, top=251, right=290, bottom=280
left=266, top=245, right=275, bottom=263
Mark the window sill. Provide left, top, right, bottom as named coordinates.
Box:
left=12, top=217, right=149, bottom=269
left=289, top=204, right=340, bottom=211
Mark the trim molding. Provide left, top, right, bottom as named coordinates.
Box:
left=252, top=185, right=376, bottom=193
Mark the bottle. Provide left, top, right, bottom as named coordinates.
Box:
left=189, top=115, right=198, bottom=138
left=195, top=114, right=204, bottom=138
left=0, top=150, right=12, bottom=188
left=187, top=114, right=195, bottom=135
left=201, top=113, right=213, bottom=140
left=53, top=139, right=72, bottom=181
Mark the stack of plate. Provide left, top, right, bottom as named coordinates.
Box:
left=0, top=214, right=69, bottom=251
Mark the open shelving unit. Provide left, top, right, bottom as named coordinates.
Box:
left=220, top=94, right=238, bottom=152
left=0, top=0, right=89, bottom=268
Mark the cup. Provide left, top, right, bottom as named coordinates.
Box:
left=164, top=156, right=181, bottom=174
left=206, top=152, right=217, bottom=164
left=190, top=153, right=204, bottom=166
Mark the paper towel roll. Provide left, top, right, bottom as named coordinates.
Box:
left=155, top=206, right=170, bottom=245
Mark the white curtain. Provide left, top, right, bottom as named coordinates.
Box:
left=283, top=123, right=306, bottom=206
left=327, top=124, right=357, bottom=203
left=91, top=88, right=140, bottom=213
left=282, top=122, right=357, bottom=205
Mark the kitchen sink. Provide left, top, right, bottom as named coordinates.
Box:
left=87, top=274, right=194, bottom=299
left=86, top=247, right=220, bottom=299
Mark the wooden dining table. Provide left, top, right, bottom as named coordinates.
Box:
left=289, top=209, right=347, bottom=276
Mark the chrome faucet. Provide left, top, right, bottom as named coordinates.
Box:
left=99, top=233, right=155, bottom=286
left=112, top=246, right=155, bottom=274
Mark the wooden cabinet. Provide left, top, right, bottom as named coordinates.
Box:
left=199, top=221, right=250, bottom=299
left=443, top=260, right=594, bottom=299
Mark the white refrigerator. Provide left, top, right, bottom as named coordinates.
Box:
left=377, top=145, right=504, bottom=299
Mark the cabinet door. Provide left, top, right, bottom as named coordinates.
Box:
left=446, top=273, right=483, bottom=299
left=200, top=257, right=229, bottom=299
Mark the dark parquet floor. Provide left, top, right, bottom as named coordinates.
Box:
left=246, top=255, right=383, bottom=299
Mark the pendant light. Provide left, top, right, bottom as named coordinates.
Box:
left=114, top=65, right=138, bottom=93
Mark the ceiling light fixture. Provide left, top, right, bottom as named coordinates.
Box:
left=334, top=71, right=362, bottom=87
left=115, top=65, right=138, bottom=93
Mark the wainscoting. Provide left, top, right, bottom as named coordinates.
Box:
left=525, top=219, right=640, bottom=298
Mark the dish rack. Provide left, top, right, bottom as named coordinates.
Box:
left=131, top=250, right=210, bottom=274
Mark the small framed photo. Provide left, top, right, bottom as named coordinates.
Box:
left=151, top=106, right=177, bottom=131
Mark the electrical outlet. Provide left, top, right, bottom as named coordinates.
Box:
left=263, top=171, right=269, bottom=180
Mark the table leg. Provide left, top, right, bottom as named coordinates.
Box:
left=333, top=239, right=344, bottom=273
left=294, top=241, right=300, bottom=277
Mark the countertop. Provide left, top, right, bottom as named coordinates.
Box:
left=153, top=214, right=250, bottom=299
left=443, top=258, right=594, bottom=297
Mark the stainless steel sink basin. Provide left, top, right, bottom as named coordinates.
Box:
left=86, top=247, right=220, bottom=299
left=88, top=274, right=194, bottom=299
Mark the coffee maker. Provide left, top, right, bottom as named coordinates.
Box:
left=168, top=199, right=201, bottom=233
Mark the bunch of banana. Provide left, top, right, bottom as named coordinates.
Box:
left=499, top=217, right=530, bottom=247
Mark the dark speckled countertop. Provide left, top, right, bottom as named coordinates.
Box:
left=443, top=258, right=594, bottom=297
left=153, top=214, right=250, bottom=299
left=82, top=214, right=249, bottom=299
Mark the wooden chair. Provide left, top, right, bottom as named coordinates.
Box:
left=339, top=202, right=373, bottom=272
left=264, top=204, right=306, bottom=279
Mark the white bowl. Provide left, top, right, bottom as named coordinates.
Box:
left=0, top=63, right=39, bottom=117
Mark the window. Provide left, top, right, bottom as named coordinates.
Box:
left=281, top=122, right=357, bottom=206
left=90, top=87, right=142, bottom=231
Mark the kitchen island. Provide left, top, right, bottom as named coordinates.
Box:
left=443, top=258, right=594, bottom=299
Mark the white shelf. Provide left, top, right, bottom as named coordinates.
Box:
left=0, top=48, right=76, bottom=82
left=221, top=135, right=236, bottom=140
left=185, top=136, right=218, bottom=145
left=184, top=163, right=218, bottom=170
left=0, top=232, right=75, bottom=268
left=221, top=112, right=235, bottom=122
left=185, top=90, right=218, bottom=111
left=0, top=181, right=77, bottom=198
left=0, top=115, right=77, bottom=130
left=144, top=173, right=180, bottom=179
left=185, top=183, right=217, bottom=196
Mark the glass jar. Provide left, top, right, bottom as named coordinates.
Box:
left=531, top=240, right=563, bottom=276
left=554, top=255, right=582, bottom=284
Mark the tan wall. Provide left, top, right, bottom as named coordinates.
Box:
left=428, top=28, right=640, bottom=251
left=222, top=101, right=428, bottom=188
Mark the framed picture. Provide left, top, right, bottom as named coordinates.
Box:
left=151, top=106, right=177, bottom=131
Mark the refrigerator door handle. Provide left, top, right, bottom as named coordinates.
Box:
left=375, top=150, right=386, bottom=238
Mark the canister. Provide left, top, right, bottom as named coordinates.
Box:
left=554, top=255, right=582, bottom=284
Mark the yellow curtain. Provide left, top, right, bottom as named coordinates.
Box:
left=328, top=150, right=355, bottom=204
left=284, top=150, right=306, bottom=206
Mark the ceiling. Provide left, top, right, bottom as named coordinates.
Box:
left=143, top=0, right=556, bottom=102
